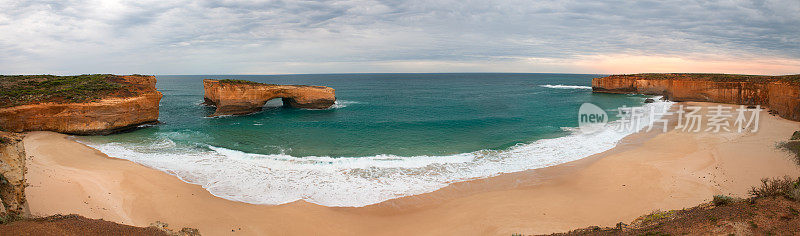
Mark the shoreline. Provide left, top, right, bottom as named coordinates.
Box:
left=73, top=96, right=673, bottom=208
left=23, top=102, right=800, bottom=235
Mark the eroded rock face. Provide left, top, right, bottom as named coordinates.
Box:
left=0, top=75, right=162, bottom=135
left=592, top=74, right=800, bottom=121
left=202, top=79, right=336, bottom=116
left=0, top=132, right=26, bottom=215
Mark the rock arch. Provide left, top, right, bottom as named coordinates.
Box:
left=202, top=79, right=336, bottom=117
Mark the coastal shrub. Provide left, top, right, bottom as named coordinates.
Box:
left=0, top=74, right=128, bottom=108
left=635, top=210, right=676, bottom=227
left=749, top=176, right=800, bottom=199
left=712, top=195, right=737, bottom=206
left=777, top=141, right=800, bottom=165
left=792, top=131, right=800, bottom=140
left=0, top=212, right=22, bottom=224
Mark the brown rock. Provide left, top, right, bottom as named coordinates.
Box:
left=0, top=131, right=26, bottom=215
left=0, top=75, right=162, bottom=135
left=202, top=79, right=336, bottom=117
left=592, top=74, right=800, bottom=121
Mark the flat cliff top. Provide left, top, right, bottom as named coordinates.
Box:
left=611, top=73, right=800, bottom=83
left=216, top=79, right=275, bottom=85
left=207, top=79, right=332, bottom=89
left=0, top=74, right=156, bottom=108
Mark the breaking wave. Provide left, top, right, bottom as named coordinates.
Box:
left=81, top=98, right=671, bottom=207
left=329, top=100, right=360, bottom=109
left=539, top=84, right=592, bottom=90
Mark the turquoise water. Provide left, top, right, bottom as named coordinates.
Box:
left=81, top=73, right=667, bottom=206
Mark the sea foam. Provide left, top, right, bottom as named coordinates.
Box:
left=539, top=84, right=592, bottom=90
left=82, top=98, right=672, bottom=207
left=329, top=100, right=360, bottom=109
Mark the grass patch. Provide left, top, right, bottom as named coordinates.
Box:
left=615, top=73, right=800, bottom=83
left=778, top=141, right=800, bottom=165
left=712, top=195, right=738, bottom=206
left=749, top=176, right=800, bottom=200
left=0, top=213, right=23, bottom=224
left=0, top=74, right=136, bottom=108
left=217, top=79, right=265, bottom=85
left=791, top=131, right=800, bottom=140
left=638, top=210, right=676, bottom=226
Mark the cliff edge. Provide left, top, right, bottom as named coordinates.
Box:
left=0, top=75, right=162, bottom=135
left=592, top=73, right=800, bottom=121
left=202, top=79, right=336, bottom=116
left=0, top=131, right=26, bottom=216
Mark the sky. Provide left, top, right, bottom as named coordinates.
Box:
left=1, top=0, right=799, bottom=75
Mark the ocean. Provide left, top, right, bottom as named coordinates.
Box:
left=79, top=73, right=671, bottom=207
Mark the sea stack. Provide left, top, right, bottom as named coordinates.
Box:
left=202, top=79, right=336, bottom=117
left=591, top=73, right=800, bottom=121
left=0, top=75, right=163, bottom=135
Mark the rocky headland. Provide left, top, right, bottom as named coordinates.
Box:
left=0, top=74, right=163, bottom=135
left=202, top=79, right=336, bottom=116
left=592, top=73, right=800, bottom=121
left=0, top=74, right=163, bottom=222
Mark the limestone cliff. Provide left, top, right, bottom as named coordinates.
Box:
left=202, top=79, right=336, bottom=116
left=0, top=75, right=162, bottom=135
left=0, top=132, right=26, bottom=215
left=592, top=73, right=800, bottom=121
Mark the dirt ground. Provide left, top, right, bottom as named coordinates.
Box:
left=0, top=214, right=185, bottom=236
left=549, top=196, right=800, bottom=235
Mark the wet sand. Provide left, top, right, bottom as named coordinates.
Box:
left=23, top=102, right=800, bottom=235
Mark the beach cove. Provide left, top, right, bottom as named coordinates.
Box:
left=22, top=102, right=800, bottom=235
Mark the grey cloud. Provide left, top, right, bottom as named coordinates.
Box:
left=0, top=0, right=797, bottom=74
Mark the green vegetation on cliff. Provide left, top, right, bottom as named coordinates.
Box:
left=216, top=79, right=275, bottom=86
left=217, top=79, right=259, bottom=84
left=618, top=73, right=800, bottom=83
left=552, top=177, right=800, bottom=235
left=0, top=74, right=138, bottom=108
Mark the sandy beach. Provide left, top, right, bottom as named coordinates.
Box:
left=22, top=102, right=800, bottom=235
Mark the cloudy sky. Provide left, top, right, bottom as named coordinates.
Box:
left=1, top=0, right=799, bottom=75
